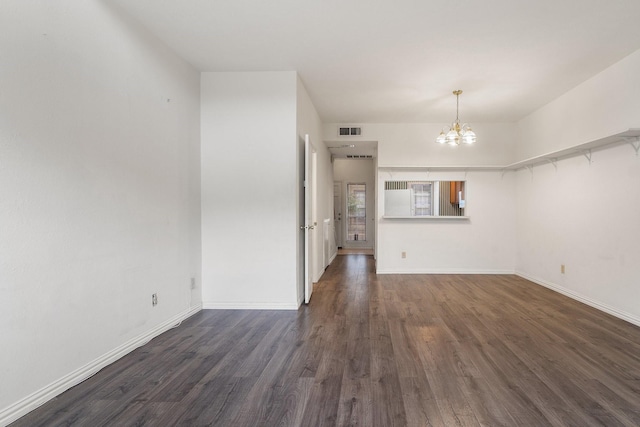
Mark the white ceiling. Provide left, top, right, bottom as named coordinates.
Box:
left=108, top=0, right=640, bottom=124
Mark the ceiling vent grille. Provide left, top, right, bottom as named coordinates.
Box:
left=339, top=127, right=362, bottom=136
left=347, top=155, right=373, bottom=159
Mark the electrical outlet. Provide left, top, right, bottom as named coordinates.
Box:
left=190, top=277, right=196, bottom=289
left=402, top=251, right=406, bottom=259
left=152, top=293, right=158, bottom=306
left=561, top=264, right=565, bottom=274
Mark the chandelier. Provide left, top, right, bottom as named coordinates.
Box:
left=435, top=90, right=476, bottom=145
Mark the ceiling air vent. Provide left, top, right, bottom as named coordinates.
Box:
left=385, top=181, right=408, bottom=190
left=347, top=155, right=373, bottom=159
left=338, top=127, right=362, bottom=136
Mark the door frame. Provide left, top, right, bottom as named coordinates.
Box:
left=333, top=181, right=343, bottom=249
left=343, top=181, right=371, bottom=249
left=303, top=134, right=316, bottom=304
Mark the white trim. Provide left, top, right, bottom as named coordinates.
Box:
left=378, top=165, right=505, bottom=171
left=0, top=304, right=202, bottom=427
left=376, top=269, right=514, bottom=275
left=202, top=301, right=299, bottom=310
left=516, top=272, right=640, bottom=328
left=329, top=251, right=338, bottom=265
left=382, top=216, right=470, bottom=220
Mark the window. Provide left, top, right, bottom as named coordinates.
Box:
left=410, top=182, right=432, bottom=216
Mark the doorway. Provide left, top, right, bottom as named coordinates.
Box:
left=347, top=183, right=366, bottom=242
left=332, top=158, right=375, bottom=251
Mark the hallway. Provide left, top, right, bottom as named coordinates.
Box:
left=13, top=255, right=640, bottom=426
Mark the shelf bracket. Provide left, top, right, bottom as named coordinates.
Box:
left=546, top=158, right=558, bottom=171
left=581, top=149, right=592, bottom=165
left=626, top=137, right=640, bottom=156
left=526, top=165, right=534, bottom=176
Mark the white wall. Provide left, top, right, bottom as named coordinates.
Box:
left=324, top=123, right=518, bottom=274
left=376, top=170, right=517, bottom=273
left=201, top=71, right=299, bottom=309
left=323, top=123, right=517, bottom=167
left=0, top=1, right=201, bottom=423
left=333, top=159, right=376, bottom=249
left=517, top=50, right=640, bottom=160
left=296, top=78, right=334, bottom=296
left=515, top=49, right=640, bottom=325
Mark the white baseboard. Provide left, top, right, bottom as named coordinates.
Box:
left=202, top=301, right=298, bottom=310
left=0, top=304, right=202, bottom=427
left=376, top=268, right=515, bottom=275
left=329, top=251, right=337, bottom=265
left=516, top=271, right=640, bottom=328
left=313, top=271, right=323, bottom=284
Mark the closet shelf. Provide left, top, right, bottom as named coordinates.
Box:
left=503, top=128, right=640, bottom=170
left=378, top=128, right=640, bottom=172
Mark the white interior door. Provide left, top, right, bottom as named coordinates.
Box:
left=303, top=134, right=316, bottom=304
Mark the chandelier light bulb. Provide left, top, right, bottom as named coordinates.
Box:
left=446, top=129, right=459, bottom=145
left=462, top=128, right=476, bottom=144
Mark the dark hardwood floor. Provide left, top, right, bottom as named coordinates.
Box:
left=12, top=255, right=640, bottom=426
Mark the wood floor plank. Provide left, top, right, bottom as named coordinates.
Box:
left=173, top=376, right=257, bottom=426
left=456, top=376, right=515, bottom=427
left=398, top=376, right=444, bottom=427
left=336, top=378, right=374, bottom=427
left=11, top=256, right=640, bottom=427
left=299, top=356, right=344, bottom=427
